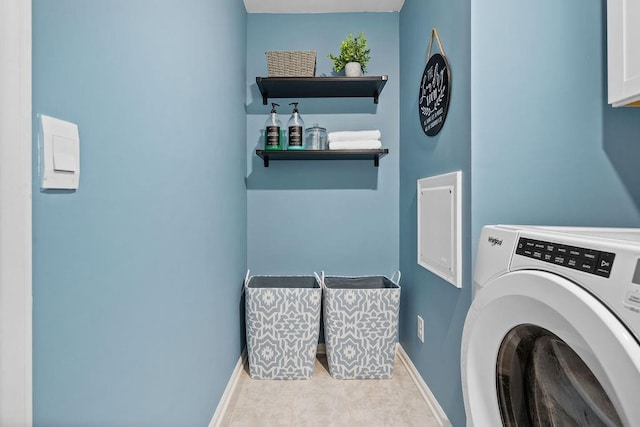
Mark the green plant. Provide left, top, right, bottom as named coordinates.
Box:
left=328, top=32, right=371, bottom=73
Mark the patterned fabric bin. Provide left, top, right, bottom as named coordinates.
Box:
left=322, top=273, right=401, bottom=379
left=245, top=275, right=321, bottom=380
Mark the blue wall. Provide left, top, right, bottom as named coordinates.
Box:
left=31, top=1, right=640, bottom=426
left=246, top=13, right=400, bottom=276
left=32, top=1, right=247, bottom=425
left=399, top=1, right=640, bottom=425
left=399, top=1, right=471, bottom=426
left=472, top=0, right=640, bottom=250
left=462, top=0, right=640, bottom=425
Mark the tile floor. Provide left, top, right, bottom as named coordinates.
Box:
left=221, top=353, right=442, bottom=426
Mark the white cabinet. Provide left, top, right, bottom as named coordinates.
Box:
left=607, top=0, right=640, bottom=107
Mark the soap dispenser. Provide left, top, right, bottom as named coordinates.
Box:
left=287, top=102, right=305, bottom=150
left=264, top=103, right=283, bottom=150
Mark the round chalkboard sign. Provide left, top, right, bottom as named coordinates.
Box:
left=418, top=53, right=451, bottom=136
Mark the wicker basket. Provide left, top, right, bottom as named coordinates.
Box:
left=266, top=51, right=316, bottom=77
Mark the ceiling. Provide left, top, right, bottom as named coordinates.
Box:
left=243, top=0, right=405, bottom=13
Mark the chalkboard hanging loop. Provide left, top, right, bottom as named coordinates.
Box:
left=427, top=28, right=446, bottom=60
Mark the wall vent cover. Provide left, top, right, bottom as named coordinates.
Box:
left=417, top=171, right=462, bottom=288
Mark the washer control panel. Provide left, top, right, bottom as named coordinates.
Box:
left=515, top=237, right=615, bottom=278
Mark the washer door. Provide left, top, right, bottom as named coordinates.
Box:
left=461, top=270, right=640, bottom=427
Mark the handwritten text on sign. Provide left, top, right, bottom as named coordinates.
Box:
left=418, top=53, right=451, bottom=137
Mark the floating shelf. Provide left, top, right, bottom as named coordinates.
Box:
left=256, top=76, right=388, bottom=105
left=255, top=149, right=389, bottom=167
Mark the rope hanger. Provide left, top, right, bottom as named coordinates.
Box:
left=427, top=28, right=446, bottom=60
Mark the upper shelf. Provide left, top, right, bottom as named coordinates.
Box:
left=256, top=76, right=388, bottom=105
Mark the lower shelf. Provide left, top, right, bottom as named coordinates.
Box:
left=255, top=149, right=389, bottom=167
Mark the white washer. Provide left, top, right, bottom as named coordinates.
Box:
left=462, top=225, right=640, bottom=426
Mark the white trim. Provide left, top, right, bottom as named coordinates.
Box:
left=0, top=0, right=33, bottom=425
left=396, top=344, right=452, bottom=427
left=243, top=0, right=404, bottom=13
left=208, top=350, right=247, bottom=427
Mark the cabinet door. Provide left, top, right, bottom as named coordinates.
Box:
left=607, top=0, right=640, bottom=107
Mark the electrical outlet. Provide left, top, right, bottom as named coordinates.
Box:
left=417, top=315, right=424, bottom=343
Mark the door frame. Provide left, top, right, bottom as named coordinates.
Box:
left=0, top=0, right=33, bottom=425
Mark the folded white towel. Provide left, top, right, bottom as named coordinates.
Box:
left=329, top=140, right=382, bottom=150
left=327, top=130, right=381, bottom=143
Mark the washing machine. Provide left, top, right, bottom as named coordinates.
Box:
left=461, top=225, right=640, bottom=426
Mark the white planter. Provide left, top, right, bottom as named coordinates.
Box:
left=345, top=62, right=363, bottom=77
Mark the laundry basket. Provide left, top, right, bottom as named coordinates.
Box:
left=321, top=271, right=401, bottom=379
left=245, top=272, right=321, bottom=379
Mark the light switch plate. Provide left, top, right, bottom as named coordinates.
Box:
left=417, top=171, right=462, bottom=288
left=39, top=114, right=80, bottom=189
left=52, top=135, right=77, bottom=172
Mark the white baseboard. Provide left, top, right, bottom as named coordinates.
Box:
left=208, top=350, right=247, bottom=427
left=396, top=344, right=452, bottom=427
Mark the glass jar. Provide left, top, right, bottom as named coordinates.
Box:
left=304, top=123, right=328, bottom=150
